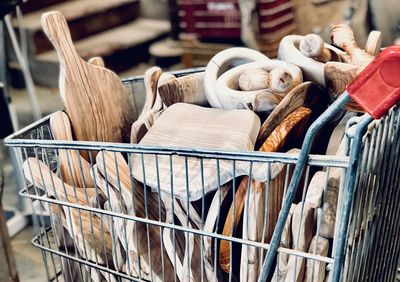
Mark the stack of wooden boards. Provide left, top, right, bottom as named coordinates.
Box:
left=21, top=10, right=383, bottom=282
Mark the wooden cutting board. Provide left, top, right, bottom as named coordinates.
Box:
left=95, top=151, right=175, bottom=281
left=219, top=107, right=311, bottom=276
left=256, top=82, right=328, bottom=149
left=41, top=11, right=136, bottom=159
left=22, top=158, right=113, bottom=268
left=132, top=103, right=261, bottom=201
left=50, top=111, right=95, bottom=188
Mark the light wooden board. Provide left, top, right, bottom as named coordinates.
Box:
left=41, top=11, right=136, bottom=158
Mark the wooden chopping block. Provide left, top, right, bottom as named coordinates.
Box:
left=238, top=107, right=312, bottom=280
left=304, top=235, right=329, bottom=282
left=22, top=158, right=114, bottom=268
left=50, top=111, right=95, bottom=188
left=41, top=12, right=136, bottom=160
left=158, top=72, right=208, bottom=107
left=132, top=103, right=261, bottom=201
left=95, top=151, right=174, bottom=281
left=284, top=203, right=315, bottom=282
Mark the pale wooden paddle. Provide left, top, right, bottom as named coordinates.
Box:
left=238, top=108, right=312, bottom=281
left=219, top=106, right=312, bottom=274
left=50, top=111, right=95, bottom=188
left=95, top=151, right=175, bottom=281
left=22, top=158, right=114, bottom=269
left=41, top=11, right=136, bottom=160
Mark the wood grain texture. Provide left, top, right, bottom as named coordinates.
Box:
left=139, top=66, right=162, bottom=120
left=299, top=34, right=332, bottom=63
left=256, top=82, right=327, bottom=149
left=324, top=62, right=363, bottom=112
left=284, top=203, right=315, bottom=282
left=222, top=107, right=311, bottom=274
left=95, top=151, right=174, bottom=281
left=41, top=12, right=136, bottom=159
left=238, top=109, right=311, bottom=280
left=158, top=72, right=208, bottom=106
left=330, top=24, right=374, bottom=67
left=132, top=103, right=261, bottom=201
left=50, top=111, right=95, bottom=188
left=272, top=204, right=296, bottom=282
left=304, top=235, right=329, bottom=282
left=22, top=158, right=114, bottom=268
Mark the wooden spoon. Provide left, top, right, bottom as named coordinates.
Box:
left=41, top=11, right=136, bottom=160
left=50, top=111, right=95, bottom=188
left=22, top=158, right=114, bottom=268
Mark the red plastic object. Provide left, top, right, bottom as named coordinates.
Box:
left=347, top=45, right=400, bottom=119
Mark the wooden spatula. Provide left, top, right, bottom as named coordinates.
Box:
left=41, top=11, right=136, bottom=158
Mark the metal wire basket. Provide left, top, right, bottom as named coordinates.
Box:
left=4, top=69, right=400, bottom=282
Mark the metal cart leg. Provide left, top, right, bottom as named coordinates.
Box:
left=258, top=93, right=351, bottom=281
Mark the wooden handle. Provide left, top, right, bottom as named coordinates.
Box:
left=23, top=158, right=90, bottom=205
left=41, top=11, right=80, bottom=64
left=88, top=57, right=105, bottom=67
left=331, top=24, right=374, bottom=67
left=300, top=34, right=332, bottom=63
left=50, top=111, right=95, bottom=188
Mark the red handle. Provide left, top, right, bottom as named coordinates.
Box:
left=347, top=45, right=400, bottom=119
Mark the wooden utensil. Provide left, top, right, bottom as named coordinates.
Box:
left=304, top=235, right=329, bottom=282
left=284, top=203, right=315, bottom=282
left=204, top=47, right=270, bottom=108
left=158, top=72, right=208, bottom=107
left=272, top=204, right=296, bottom=282
left=130, top=72, right=171, bottom=144
left=299, top=34, right=341, bottom=63
left=132, top=103, right=261, bottom=201
left=236, top=108, right=312, bottom=279
left=214, top=60, right=302, bottom=111
left=41, top=11, right=136, bottom=159
left=22, top=158, right=114, bottom=268
left=139, top=66, right=162, bottom=120
left=95, top=151, right=174, bottom=281
left=256, top=82, right=328, bottom=149
left=330, top=24, right=374, bottom=68
left=163, top=197, right=215, bottom=282
left=324, top=62, right=364, bottom=112
left=50, top=111, right=95, bottom=188
left=278, top=35, right=346, bottom=86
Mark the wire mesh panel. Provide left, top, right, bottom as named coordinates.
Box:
left=4, top=73, right=400, bottom=282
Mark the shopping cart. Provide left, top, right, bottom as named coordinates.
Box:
left=4, top=48, right=400, bottom=282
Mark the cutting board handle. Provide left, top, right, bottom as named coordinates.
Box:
left=41, top=11, right=80, bottom=63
